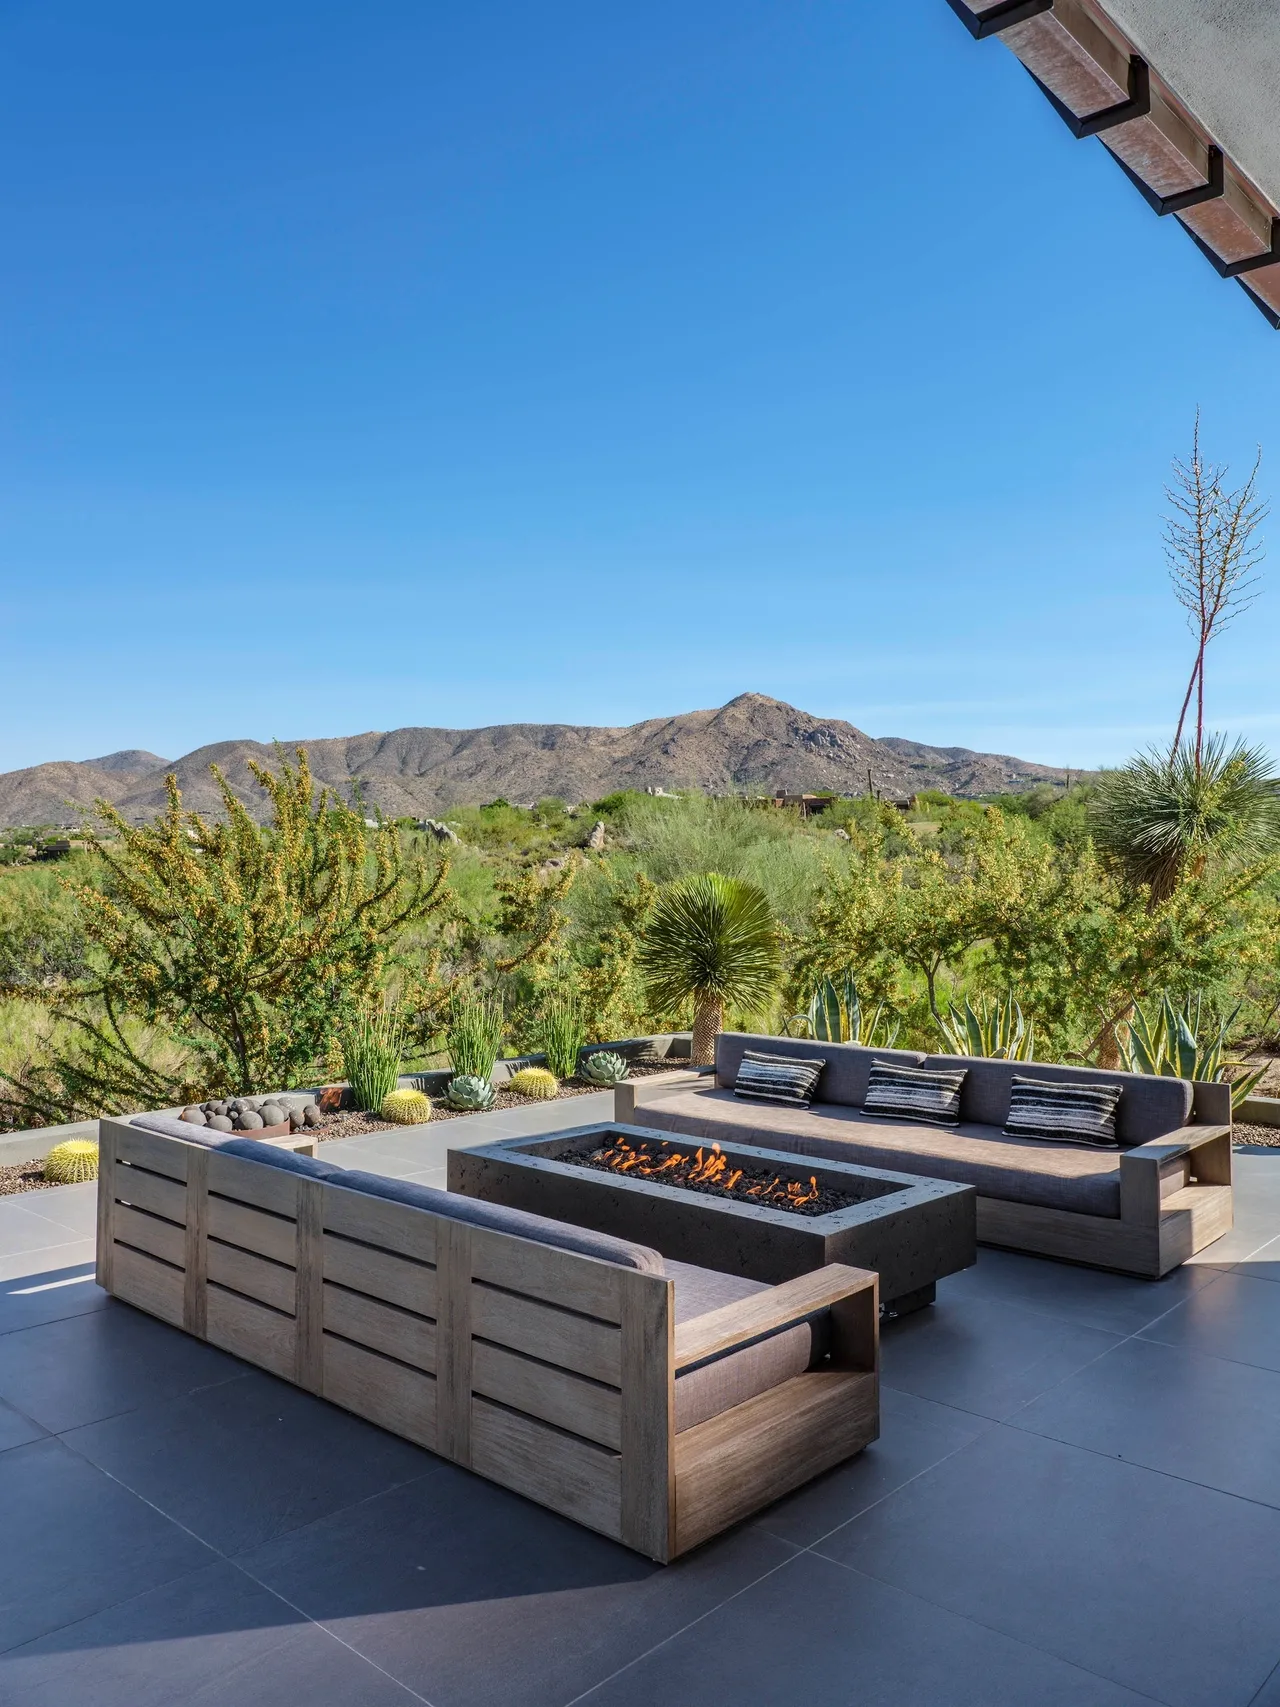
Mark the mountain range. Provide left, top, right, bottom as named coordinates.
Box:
left=0, top=695, right=1086, bottom=828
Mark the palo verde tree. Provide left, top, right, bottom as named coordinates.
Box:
left=10, top=750, right=451, bottom=1117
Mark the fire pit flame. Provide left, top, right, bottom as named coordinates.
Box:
left=581, top=1136, right=829, bottom=1216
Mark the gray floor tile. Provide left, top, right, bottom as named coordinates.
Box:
left=818, top=1423, right=1280, bottom=1707
left=1139, top=1270, right=1280, bottom=1373
left=0, top=1559, right=418, bottom=1707
left=1012, top=1334, right=1280, bottom=1508
left=941, top=1243, right=1220, bottom=1335
left=240, top=1459, right=796, bottom=1707
left=582, top=1548, right=1159, bottom=1707
left=17, top=1183, right=99, bottom=1239
left=0, top=1239, right=96, bottom=1286
left=0, top=1397, right=46, bottom=1453
left=0, top=1201, right=87, bottom=1257
left=751, top=1386, right=992, bottom=1548
left=1230, top=1237, right=1280, bottom=1283
left=0, top=1437, right=214, bottom=1655
left=65, top=1367, right=439, bottom=1556
left=879, top=1292, right=1121, bottom=1421
left=0, top=1259, right=106, bottom=1337
left=0, top=1300, right=246, bottom=1432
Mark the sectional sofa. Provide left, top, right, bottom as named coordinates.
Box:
left=95, top=1111, right=879, bottom=1561
left=615, top=1034, right=1234, bottom=1278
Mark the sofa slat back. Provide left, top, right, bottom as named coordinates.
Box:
left=97, top=1117, right=674, bottom=1556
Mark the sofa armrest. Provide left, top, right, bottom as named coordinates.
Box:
left=674, top=1263, right=878, bottom=1375
left=1120, top=1123, right=1232, bottom=1223
left=614, top=1068, right=712, bottom=1122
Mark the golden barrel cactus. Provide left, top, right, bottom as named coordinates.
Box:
left=379, top=1087, right=432, bottom=1125
left=509, top=1066, right=559, bottom=1100
left=44, top=1139, right=100, bottom=1184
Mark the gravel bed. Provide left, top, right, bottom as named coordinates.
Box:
left=0, top=1161, right=56, bottom=1196
left=318, top=1067, right=676, bottom=1142
left=1234, top=1122, right=1280, bottom=1149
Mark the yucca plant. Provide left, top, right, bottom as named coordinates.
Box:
left=342, top=1009, right=404, bottom=1113
left=541, top=998, right=587, bottom=1081
left=447, top=994, right=504, bottom=1081
left=791, top=970, right=899, bottom=1049
left=934, top=993, right=1035, bottom=1061
left=1090, top=737, right=1280, bottom=905
left=639, top=872, right=780, bottom=1066
left=1119, top=992, right=1264, bottom=1111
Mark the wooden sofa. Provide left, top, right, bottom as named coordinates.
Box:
left=95, top=1113, right=878, bottom=1562
left=615, top=1035, right=1234, bottom=1279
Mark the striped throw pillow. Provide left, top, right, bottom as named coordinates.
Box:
left=734, top=1050, right=825, bottom=1107
left=863, top=1061, right=966, bottom=1127
left=1004, top=1076, right=1122, bottom=1148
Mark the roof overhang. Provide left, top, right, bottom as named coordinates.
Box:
left=947, top=0, right=1280, bottom=327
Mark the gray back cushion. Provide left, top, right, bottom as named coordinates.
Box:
left=129, top=1115, right=347, bottom=1181
left=714, top=1032, right=925, bottom=1107
left=129, top=1114, right=664, bottom=1273
left=916, top=1057, right=1193, bottom=1145
left=337, top=1171, right=666, bottom=1273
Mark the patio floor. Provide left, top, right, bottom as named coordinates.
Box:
left=3, top=1096, right=1280, bottom=1707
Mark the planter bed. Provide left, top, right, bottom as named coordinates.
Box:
left=0, top=1159, right=57, bottom=1196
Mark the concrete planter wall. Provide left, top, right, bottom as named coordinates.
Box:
left=0, top=1033, right=693, bottom=1164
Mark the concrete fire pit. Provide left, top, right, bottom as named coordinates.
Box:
left=447, top=1121, right=976, bottom=1315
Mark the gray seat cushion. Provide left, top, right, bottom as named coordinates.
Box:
left=667, top=1258, right=827, bottom=1433
left=638, top=1088, right=1126, bottom=1219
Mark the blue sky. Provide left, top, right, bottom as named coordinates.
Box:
left=2, top=0, right=1277, bottom=774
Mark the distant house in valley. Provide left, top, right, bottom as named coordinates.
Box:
left=947, top=0, right=1280, bottom=326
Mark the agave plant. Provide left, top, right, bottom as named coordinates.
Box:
left=790, top=970, right=899, bottom=1049
left=446, top=1073, right=496, bottom=1112
left=1119, top=992, right=1264, bottom=1110
left=581, top=1050, right=630, bottom=1086
left=935, top=994, right=1035, bottom=1062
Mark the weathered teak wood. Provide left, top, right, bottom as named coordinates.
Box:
left=95, top=1117, right=880, bottom=1562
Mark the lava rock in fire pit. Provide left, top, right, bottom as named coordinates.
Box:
left=207, top=1114, right=234, bottom=1132
left=235, top=1110, right=264, bottom=1131
left=259, top=1104, right=286, bottom=1128
left=301, top=1104, right=322, bottom=1127
left=180, top=1106, right=207, bottom=1125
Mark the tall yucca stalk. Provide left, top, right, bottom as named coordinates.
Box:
left=1091, top=737, right=1280, bottom=905
left=639, top=872, right=780, bottom=1066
